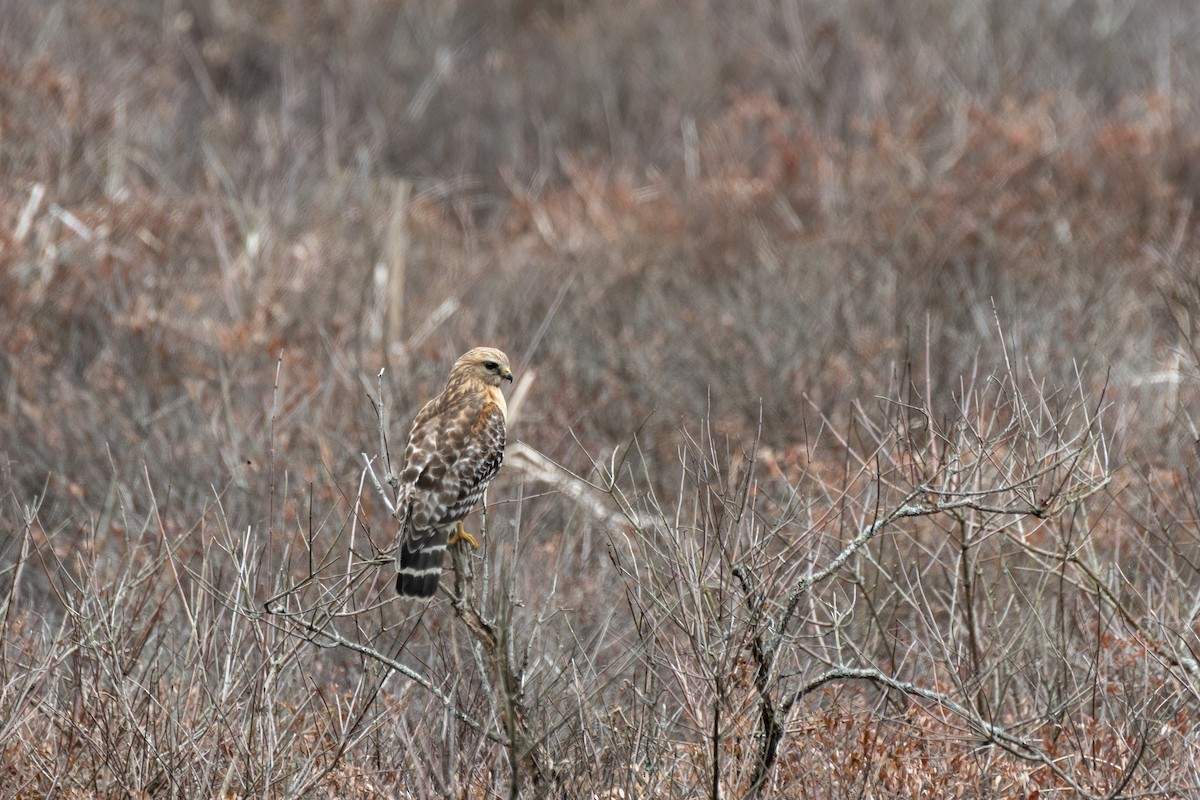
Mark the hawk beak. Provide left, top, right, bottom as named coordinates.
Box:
left=502, top=369, right=513, bottom=383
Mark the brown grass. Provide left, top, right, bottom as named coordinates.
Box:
left=3, top=0, right=1200, bottom=797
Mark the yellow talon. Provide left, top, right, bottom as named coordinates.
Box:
left=448, top=521, right=480, bottom=549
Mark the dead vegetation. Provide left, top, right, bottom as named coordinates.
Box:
left=3, top=0, right=1200, bottom=797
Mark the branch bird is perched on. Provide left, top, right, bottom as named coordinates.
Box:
left=395, top=347, right=513, bottom=597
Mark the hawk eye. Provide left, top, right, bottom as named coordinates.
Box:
left=483, top=360, right=498, bottom=371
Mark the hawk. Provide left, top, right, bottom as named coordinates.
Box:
left=395, top=347, right=513, bottom=597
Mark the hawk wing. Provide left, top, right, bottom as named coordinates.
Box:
left=397, top=396, right=507, bottom=553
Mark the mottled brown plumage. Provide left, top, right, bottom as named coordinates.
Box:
left=395, top=347, right=512, bottom=597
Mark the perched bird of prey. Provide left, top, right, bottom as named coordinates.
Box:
left=395, top=347, right=513, bottom=597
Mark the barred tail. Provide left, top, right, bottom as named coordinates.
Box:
left=396, top=532, right=447, bottom=597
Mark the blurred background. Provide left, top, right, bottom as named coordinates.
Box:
left=2, top=0, right=1198, bottom=521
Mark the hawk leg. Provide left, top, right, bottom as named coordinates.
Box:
left=448, top=521, right=480, bottom=549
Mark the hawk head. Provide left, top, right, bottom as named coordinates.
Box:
left=451, top=347, right=513, bottom=387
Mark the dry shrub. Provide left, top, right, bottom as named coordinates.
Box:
left=4, top=1, right=1200, bottom=797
